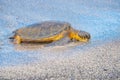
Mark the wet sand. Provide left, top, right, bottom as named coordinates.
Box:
left=0, top=40, right=120, bottom=80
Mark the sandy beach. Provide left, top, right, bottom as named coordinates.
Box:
left=0, top=0, right=120, bottom=80
left=0, top=40, right=120, bottom=80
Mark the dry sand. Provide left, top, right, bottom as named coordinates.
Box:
left=0, top=40, right=120, bottom=80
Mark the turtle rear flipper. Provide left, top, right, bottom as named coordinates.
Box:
left=9, top=34, right=16, bottom=39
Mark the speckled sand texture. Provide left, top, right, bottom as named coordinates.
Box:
left=0, top=0, right=120, bottom=80
left=0, top=40, right=120, bottom=80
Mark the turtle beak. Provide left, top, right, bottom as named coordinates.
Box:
left=85, top=33, right=90, bottom=39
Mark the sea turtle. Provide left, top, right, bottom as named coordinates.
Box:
left=10, top=21, right=90, bottom=44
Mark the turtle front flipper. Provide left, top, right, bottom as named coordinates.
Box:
left=69, top=30, right=90, bottom=42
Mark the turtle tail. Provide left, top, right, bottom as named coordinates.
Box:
left=9, top=32, right=16, bottom=39
left=9, top=35, right=15, bottom=39
left=9, top=30, right=18, bottom=39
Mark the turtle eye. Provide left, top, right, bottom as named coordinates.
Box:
left=86, top=35, right=88, bottom=39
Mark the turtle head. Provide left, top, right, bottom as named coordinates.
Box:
left=77, top=30, right=90, bottom=42
left=69, top=30, right=90, bottom=42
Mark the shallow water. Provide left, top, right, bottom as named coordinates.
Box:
left=0, top=0, right=120, bottom=66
